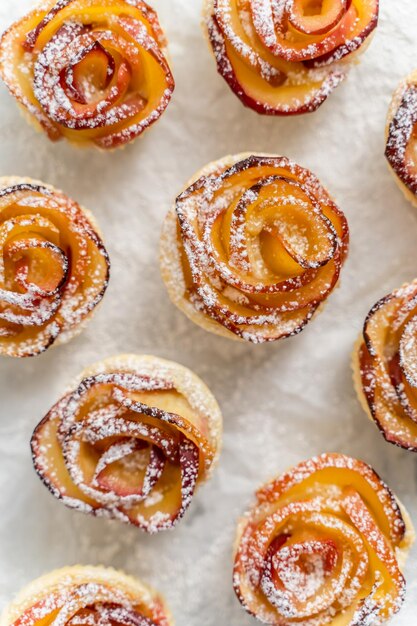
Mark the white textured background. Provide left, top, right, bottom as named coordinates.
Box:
left=0, top=2, right=417, bottom=624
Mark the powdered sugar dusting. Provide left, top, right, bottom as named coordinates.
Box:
left=234, top=453, right=408, bottom=625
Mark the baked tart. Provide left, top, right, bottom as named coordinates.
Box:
left=31, top=354, right=223, bottom=533
left=354, top=279, right=417, bottom=451
left=204, top=0, right=379, bottom=115
left=161, top=153, right=349, bottom=343
left=233, top=453, right=414, bottom=626
left=386, top=70, right=417, bottom=206
left=0, top=177, right=109, bottom=357
left=0, top=566, right=173, bottom=626
left=0, top=0, right=174, bottom=149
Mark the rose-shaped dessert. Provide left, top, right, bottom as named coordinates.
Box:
left=354, top=279, right=417, bottom=451
left=161, top=153, right=349, bottom=343
left=204, top=0, right=379, bottom=115
left=31, top=354, right=223, bottom=533
left=0, top=566, right=172, bottom=626
left=0, top=177, right=109, bottom=358
left=385, top=70, right=417, bottom=206
left=234, top=453, right=414, bottom=626
left=0, top=0, right=174, bottom=149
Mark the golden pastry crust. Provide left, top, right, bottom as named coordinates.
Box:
left=385, top=69, right=417, bottom=208
left=353, top=279, right=417, bottom=451
left=0, top=565, right=173, bottom=626
left=202, top=0, right=379, bottom=116
left=0, top=0, right=175, bottom=149
left=0, top=176, right=110, bottom=357
left=161, top=153, right=349, bottom=343
left=233, top=453, right=414, bottom=626
left=31, top=354, right=223, bottom=533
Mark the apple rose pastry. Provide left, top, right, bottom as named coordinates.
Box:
left=234, top=453, right=414, bottom=626
left=353, top=279, right=417, bottom=451
left=31, top=354, right=222, bottom=533
left=385, top=71, right=417, bottom=206
left=204, top=0, right=379, bottom=115
left=161, top=154, right=349, bottom=343
left=0, top=177, right=109, bottom=358
left=0, top=566, right=172, bottom=626
left=0, top=0, right=174, bottom=149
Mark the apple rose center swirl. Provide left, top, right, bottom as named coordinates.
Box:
left=173, top=155, right=349, bottom=343
left=0, top=0, right=175, bottom=148
left=233, top=454, right=412, bottom=626
left=31, top=356, right=222, bottom=533
left=0, top=181, right=109, bottom=358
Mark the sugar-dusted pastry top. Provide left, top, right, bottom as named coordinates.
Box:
left=0, top=177, right=109, bottom=358
left=161, top=154, right=349, bottom=343
left=204, top=0, right=379, bottom=115
left=0, top=0, right=174, bottom=149
left=385, top=70, right=417, bottom=203
left=233, top=453, right=414, bottom=626
left=355, top=279, right=417, bottom=451
left=0, top=565, right=173, bottom=626
left=31, top=354, right=223, bottom=533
